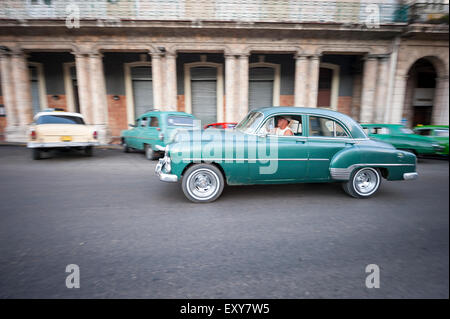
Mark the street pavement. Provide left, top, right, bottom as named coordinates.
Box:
left=0, top=145, right=448, bottom=298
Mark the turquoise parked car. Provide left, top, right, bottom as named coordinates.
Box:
left=121, top=110, right=196, bottom=160
left=155, top=107, right=418, bottom=203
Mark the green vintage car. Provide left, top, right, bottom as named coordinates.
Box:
left=361, top=124, right=444, bottom=156
left=155, top=107, right=418, bottom=203
left=121, top=110, right=196, bottom=160
left=413, top=125, right=449, bottom=156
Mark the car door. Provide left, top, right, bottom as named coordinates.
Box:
left=126, top=118, right=141, bottom=149
left=249, top=114, right=308, bottom=182
left=307, top=115, right=354, bottom=181
left=133, top=116, right=148, bottom=150
left=143, top=115, right=160, bottom=148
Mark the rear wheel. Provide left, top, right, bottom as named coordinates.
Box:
left=182, top=164, right=225, bottom=203
left=122, top=140, right=130, bottom=153
left=32, top=148, right=41, bottom=160
left=342, top=167, right=381, bottom=198
left=84, top=146, right=93, bottom=157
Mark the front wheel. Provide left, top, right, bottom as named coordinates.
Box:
left=342, top=167, right=381, bottom=198
left=182, top=164, right=225, bottom=203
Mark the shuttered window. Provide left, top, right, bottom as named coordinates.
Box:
left=249, top=67, right=274, bottom=110
left=131, top=66, right=153, bottom=117
left=191, top=67, right=217, bottom=125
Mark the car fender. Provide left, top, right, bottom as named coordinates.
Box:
left=329, top=145, right=416, bottom=181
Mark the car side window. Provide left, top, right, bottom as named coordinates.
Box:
left=139, top=117, right=148, bottom=127
left=415, top=129, right=432, bottom=136
left=309, top=116, right=348, bottom=138
left=435, top=129, right=449, bottom=137
left=372, top=127, right=389, bottom=135
left=149, top=116, right=159, bottom=128
left=260, top=115, right=303, bottom=136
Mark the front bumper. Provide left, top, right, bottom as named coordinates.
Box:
left=27, top=141, right=99, bottom=148
left=155, top=155, right=178, bottom=183
left=403, top=172, right=418, bottom=180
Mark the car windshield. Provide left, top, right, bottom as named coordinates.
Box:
left=36, top=115, right=85, bottom=125
left=235, top=111, right=264, bottom=134
left=167, top=116, right=194, bottom=127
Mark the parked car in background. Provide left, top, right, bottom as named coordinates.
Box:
left=156, top=107, right=418, bottom=203
left=204, top=122, right=237, bottom=129
left=121, top=110, right=196, bottom=160
left=27, top=109, right=99, bottom=160
left=361, top=124, right=443, bottom=156
left=413, top=125, right=449, bottom=156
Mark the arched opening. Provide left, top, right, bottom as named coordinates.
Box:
left=402, top=58, right=437, bottom=127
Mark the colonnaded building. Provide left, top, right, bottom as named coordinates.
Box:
left=0, top=0, right=448, bottom=143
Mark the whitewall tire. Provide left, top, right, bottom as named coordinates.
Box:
left=182, top=164, right=225, bottom=203
left=342, top=167, right=381, bottom=198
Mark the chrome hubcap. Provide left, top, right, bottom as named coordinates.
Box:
left=354, top=169, right=378, bottom=195
left=188, top=169, right=219, bottom=199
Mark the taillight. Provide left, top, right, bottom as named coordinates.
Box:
left=30, top=130, right=37, bottom=140
left=93, top=131, right=98, bottom=139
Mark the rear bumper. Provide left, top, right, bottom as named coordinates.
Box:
left=27, top=142, right=99, bottom=148
left=403, top=172, right=418, bottom=180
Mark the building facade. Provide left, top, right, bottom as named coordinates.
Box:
left=0, top=0, right=448, bottom=143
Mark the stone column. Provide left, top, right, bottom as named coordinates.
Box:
left=74, top=53, right=93, bottom=124
left=238, top=54, right=249, bottom=121
left=0, top=51, right=18, bottom=128
left=165, top=52, right=178, bottom=111
left=11, top=51, right=33, bottom=128
left=150, top=52, right=163, bottom=109
left=432, top=76, right=449, bottom=125
left=359, top=55, right=378, bottom=123
left=88, top=52, right=109, bottom=143
left=294, top=54, right=309, bottom=107
left=374, top=55, right=390, bottom=123
left=389, top=74, right=409, bottom=124
left=225, top=54, right=237, bottom=122
left=308, top=55, right=321, bottom=107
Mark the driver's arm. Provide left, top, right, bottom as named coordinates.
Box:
left=284, top=129, right=293, bottom=136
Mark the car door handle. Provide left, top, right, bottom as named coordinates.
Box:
left=296, top=140, right=306, bottom=144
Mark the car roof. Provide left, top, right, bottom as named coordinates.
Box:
left=137, top=110, right=194, bottom=119
left=361, top=123, right=404, bottom=127
left=34, top=111, right=84, bottom=120
left=253, top=106, right=368, bottom=139
left=414, top=125, right=449, bottom=129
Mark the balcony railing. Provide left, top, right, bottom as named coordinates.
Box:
left=0, top=0, right=447, bottom=25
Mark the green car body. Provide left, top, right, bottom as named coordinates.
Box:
left=413, top=125, right=449, bottom=156
left=156, top=107, right=418, bottom=202
left=361, top=123, right=443, bottom=156
left=121, top=111, right=196, bottom=159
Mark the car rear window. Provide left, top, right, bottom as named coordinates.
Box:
left=167, top=116, right=194, bottom=126
left=36, top=115, right=85, bottom=125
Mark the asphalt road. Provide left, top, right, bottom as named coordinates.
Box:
left=0, top=146, right=448, bottom=298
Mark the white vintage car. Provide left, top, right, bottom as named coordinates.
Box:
left=27, top=109, right=99, bottom=160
